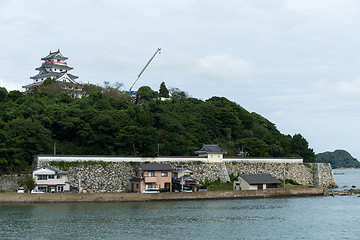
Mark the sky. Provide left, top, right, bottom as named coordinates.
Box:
left=1, top=0, right=360, bottom=159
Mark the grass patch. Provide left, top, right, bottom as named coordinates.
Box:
left=200, top=177, right=233, bottom=191
left=49, top=160, right=110, bottom=170
left=0, top=190, right=17, bottom=193
left=279, top=178, right=310, bottom=189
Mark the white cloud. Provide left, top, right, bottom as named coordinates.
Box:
left=194, top=55, right=254, bottom=80
left=0, top=78, right=23, bottom=92
left=161, top=52, right=254, bottom=82
left=311, top=77, right=360, bottom=100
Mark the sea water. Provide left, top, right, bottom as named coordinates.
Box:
left=0, top=169, right=359, bottom=240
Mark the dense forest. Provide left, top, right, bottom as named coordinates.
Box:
left=316, top=150, right=360, bottom=168
left=0, top=79, right=315, bottom=174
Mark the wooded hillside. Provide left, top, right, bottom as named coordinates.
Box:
left=0, top=80, right=315, bottom=174
left=316, top=150, right=360, bottom=168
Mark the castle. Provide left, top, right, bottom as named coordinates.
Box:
left=23, top=50, right=78, bottom=90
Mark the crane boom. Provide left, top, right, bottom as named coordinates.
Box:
left=127, top=48, right=161, bottom=93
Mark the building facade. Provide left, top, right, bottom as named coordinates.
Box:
left=129, top=164, right=173, bottom=193
left=23, top=49, right=78, bottom=90
left=234, top=174, right=281, bottom=190
left=172, top=166, right=201, bottom=192
left=32, top=166, right=70, bottom=193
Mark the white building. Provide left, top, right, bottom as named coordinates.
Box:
left=23, top=49, right=78, bottom=90
left=32, top=166, right=70, bottom=193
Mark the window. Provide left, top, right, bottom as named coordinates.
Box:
left=136, top=183, right=139, bottom=189
left=57, top=175, right=61, bottom=179
left=145, top=183, right=152, bottom=190
left=48, top=175, right=55, bottom=179
left=57, top=185, right=64, bottom=192
left=161, top=172, right=168, bottom=177
left=148, top=171, right=155, bottom=177
left=37, top=175, right=47, bottom=180
left=38, top=186, right=47, bottom=192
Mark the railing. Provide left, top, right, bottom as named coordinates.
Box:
left=42, top=61, right=67, bottom=65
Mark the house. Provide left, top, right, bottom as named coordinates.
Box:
left=129, top=163, right=173, bottom=193
left=32, top=166, right=70, bottom=193
left=172, top=166, right=201, bottom=192
left=195, top=144, right=227, bottom=162
left=234, top=174, right=281, bottom=190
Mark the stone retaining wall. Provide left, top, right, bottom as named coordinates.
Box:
left=0, top=174, right=31, bottom=191
left=35, top=161, right=337, bottom=193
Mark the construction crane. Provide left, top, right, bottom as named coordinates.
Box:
left=126, top=48, right=161, bottom=95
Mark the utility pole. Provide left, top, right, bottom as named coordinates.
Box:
left=283, top=164, right=286, bottom=189
left=181, top=175, right=184, bottom=192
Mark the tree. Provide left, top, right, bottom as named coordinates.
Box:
left=159, top=82, right=169, bottom=98
left=0, top=87, right=8, bottom=102
left=235, top=137, right=270, bottom=157
left=0, top=84, right=317, bottom=173
left=291, top=134, right=315, bottom=162
left=116, top=126, right=158, bottom=156
left=2, top=118, right=52, bottom=167
left=136, top=86, right=158, bottom=103
left=169, top=87, right=188, bottom=99
left=25, top=178, right=36, bottom=192
left=6, top=90, right=24, bottom=102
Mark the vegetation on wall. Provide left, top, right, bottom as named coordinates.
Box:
left=0, top=80, right=315, bottom=174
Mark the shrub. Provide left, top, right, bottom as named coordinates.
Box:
left=285, top=179, right=300, bottom=185
left=303, top=163, right=312, bottom=169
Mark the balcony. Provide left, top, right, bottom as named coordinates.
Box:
left=42, top=61, right=67, bottom=65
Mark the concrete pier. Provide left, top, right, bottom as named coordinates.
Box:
left=0, top=188, right=326, bottom=203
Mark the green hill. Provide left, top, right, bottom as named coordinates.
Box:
left=0, top=81, right=315, bottom=174
left=316, top=150, right=360, bottom=168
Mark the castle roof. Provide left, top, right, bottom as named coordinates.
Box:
left=41, top=50, right=68, bottom=61
left=31, top=70, right=78, bottom=81
left=195, top=144, right=227, bottom=155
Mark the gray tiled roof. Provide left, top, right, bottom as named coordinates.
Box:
left=173, top=166, right=193, bottom=173
left=41, top=50, right=68, bottom=61
left=174, top=175, right=199, bottom=182
left=30, top=71, right=78, bottom=81
left=239, top=174, right=281, bottom=184
left=140, top=163, right=172, bottom=171
left=36, top=64, right=73, bottom=71
left=195, top=144, right=227, bottom=154
left=37, top=165, right=68, bottom=175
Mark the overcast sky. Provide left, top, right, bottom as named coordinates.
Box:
left=1, top=0, right=360, bottom=159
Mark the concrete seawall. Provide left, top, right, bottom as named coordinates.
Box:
left=0, top=188, right=326, bottom=203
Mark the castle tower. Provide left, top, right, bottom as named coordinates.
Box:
left=23, top=49, right=78, bottom=90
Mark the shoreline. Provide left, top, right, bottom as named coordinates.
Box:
left=0, top=188, right=326, bottom=203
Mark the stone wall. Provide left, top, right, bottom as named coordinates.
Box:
left=178, top=162, right=337, bottom=188
left=312, top=163, right=337, bottom=188
left=37, top=161, right=135, bottom=193
left=35, top=161, right=337, bottom=193
left=0, top=174, right=31, bottom=191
